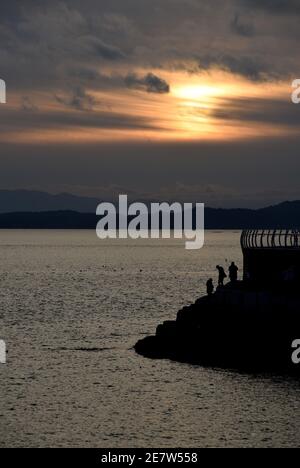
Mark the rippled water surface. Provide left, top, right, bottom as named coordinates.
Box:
left=1, top=230, right=299, bottom=447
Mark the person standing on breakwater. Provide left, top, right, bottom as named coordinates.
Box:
left=216, top=265, right=227, bottom=286
left=229, top=262, right=238, bottom=282
left=206, top=278, right=214, bottom=296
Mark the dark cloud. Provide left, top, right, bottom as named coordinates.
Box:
left=231, top=13, right=255, bottom=37
left=198, top=53, right=278, bottom=82
left=21, top=96, right=38, bottom=112
left=0, top=0, right=299, bottom=91
left=0, top=107, right=170, bottom=133
left=210, top=97, right=300, bottom=126
left=67, top=67, right=102, bottom=82
left=125, top=73, right=170, bottom=94
left=79, top=35, right=126, bottom=60
left=55, top=87, right=99, bottom=111
left=239, top=0, right=300, bottom=14
left=0, top=2, right=128, bottom=91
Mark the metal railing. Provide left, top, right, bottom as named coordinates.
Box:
left=241, top=229, right=300, bottom=250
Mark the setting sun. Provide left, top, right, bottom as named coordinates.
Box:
left=173, top=84, right=221, bottom=101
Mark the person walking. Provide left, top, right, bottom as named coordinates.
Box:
left=216, top=265, right=227, bottom=286
left=229, top=262, right=238, bottom=282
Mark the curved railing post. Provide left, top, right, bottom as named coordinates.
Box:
left=241, top=229, right=300, bottom=250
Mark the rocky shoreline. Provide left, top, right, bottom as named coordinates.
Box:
left=135, top=282, right=300, bottom=375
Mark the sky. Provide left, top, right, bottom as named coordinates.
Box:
left=0, top=0, right=300, bottom=208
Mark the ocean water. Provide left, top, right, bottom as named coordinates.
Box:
left=0, top=230, right=299, bottom=448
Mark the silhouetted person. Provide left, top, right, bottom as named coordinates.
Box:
left=216, top=265, right=227, bottom=286
left=206, top=278, right=214, bottom=296
left=229, top=262, right=238, bottom=282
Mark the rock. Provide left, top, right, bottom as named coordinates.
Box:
left=134, top=283, right=300, bottom=375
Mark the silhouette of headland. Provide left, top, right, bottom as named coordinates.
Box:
left=1, top=196, right=300, bottom=229
left=135, top=230, right=300, bottom=375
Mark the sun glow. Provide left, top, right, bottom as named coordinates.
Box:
left=0, top=69, right=293, bottom=145
left=173, top=84, right=221, bottom=101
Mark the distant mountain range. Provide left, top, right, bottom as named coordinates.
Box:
left=0, top=190, right=99, bottom=213
left=0, top=190, right=300, bottom=229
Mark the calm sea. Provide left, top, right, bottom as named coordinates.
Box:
left=1, top=230, right=299, bottom=448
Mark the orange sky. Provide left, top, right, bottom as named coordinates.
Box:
left=1, top=69, right=294, bottom=145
